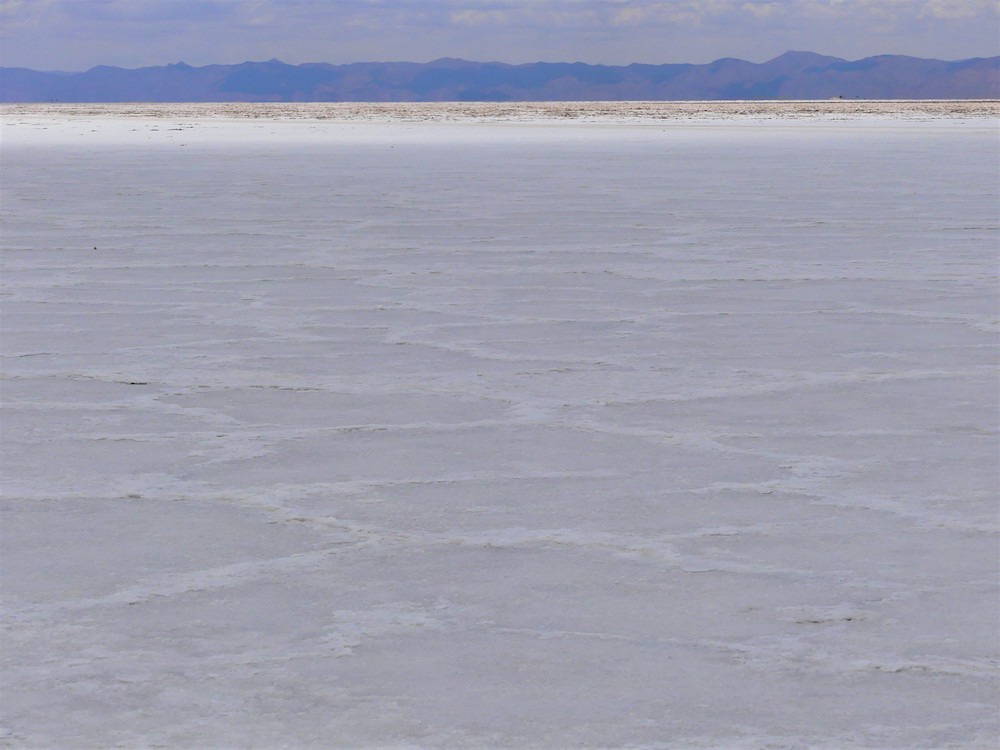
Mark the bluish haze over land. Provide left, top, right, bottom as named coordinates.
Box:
left=3, top=53, right=997, bottom=101
left=1, top=0, right=998, bottom=71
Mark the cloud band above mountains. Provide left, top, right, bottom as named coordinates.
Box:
left=2, top=1, right=998, bottom=71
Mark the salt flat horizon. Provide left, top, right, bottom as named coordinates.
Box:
left=1, top=112, right=998, bottom=748
left=3, top=99, right=1000, bottom=124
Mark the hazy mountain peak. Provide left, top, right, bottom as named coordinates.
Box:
left=428, top=57, right=478, bottom=69
left=770, top=50, right=845, bottom=63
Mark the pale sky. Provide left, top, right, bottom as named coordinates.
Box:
left=2, top=0, right=998, bottom=71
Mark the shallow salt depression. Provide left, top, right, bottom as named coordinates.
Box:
left=1, top=107, right=998, bottom=748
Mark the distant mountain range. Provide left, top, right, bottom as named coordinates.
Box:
left=2, top=52, right=998, bottom=102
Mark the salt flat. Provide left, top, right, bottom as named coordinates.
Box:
left=1, top=107, right=998, bottom=749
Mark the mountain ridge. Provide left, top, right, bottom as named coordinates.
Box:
left=2, top=52, right=997, bottom=102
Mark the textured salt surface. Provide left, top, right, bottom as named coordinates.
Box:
left=1, top=112, right=998, bottom=749
left=3, top=100, right=1000, bottom=122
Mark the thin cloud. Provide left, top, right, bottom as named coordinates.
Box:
left=1, top=0, right=997, bottom=70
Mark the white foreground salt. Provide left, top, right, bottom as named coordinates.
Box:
left=1, top=108, right=998, bottom=749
